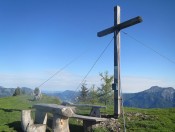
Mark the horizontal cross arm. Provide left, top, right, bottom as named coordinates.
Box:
left=97, top=26, right=116, bottom=37
left=117, top=16, right=142, bottom=31
left=97, top=16, right=142, bottom=37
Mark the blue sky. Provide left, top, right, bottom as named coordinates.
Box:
left=0, top=0, right=175, bottom=92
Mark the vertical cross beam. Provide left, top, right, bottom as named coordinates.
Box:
left=113, top=6, right=121, bottom=117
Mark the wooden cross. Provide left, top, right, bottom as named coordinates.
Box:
left=97, top=6, right=142, bottom=117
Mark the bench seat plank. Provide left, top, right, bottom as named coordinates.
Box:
left=72, top=114, right=107, bottom=122
left=62, top=102, right=106, bottom=109
left=73, top=104, right=106, bottom=108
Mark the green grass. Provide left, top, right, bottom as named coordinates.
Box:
left=0, top=95, right=60, bottom=132
left=75, top=105, right=175, bottom=132
left=120, top=107, right=175, bottom=132
left=0, top=96, right=175, bottom=132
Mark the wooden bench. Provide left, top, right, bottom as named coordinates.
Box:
left=72, top=114, right=107, bottom=132
left=29, top=103, right=107, bottom=132
left=61, top=101, right=106, bottom=117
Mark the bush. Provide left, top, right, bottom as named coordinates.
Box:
left=13, top=87, right=21, bottom=96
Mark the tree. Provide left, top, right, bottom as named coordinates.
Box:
left=13, top=87, right=21, bottom=96
left=98, top=71, right=114, bottom=105
left=88, top=84, right=98, bottom=104
left=21, top=89, right=26, bottom=95
left=34, top=87, right=40, bottom=96
left=79, top=82, right=89, bottom=102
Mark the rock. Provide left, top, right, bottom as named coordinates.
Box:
left=96, top=118, right=120, bottom=132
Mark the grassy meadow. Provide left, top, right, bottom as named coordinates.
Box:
left=0, top=95, right=175, bottom=132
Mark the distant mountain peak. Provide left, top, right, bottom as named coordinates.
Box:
left=123, top=86, right=175, bottom=108
left=145, top=86, right=163, bottom=93
left=144, top=86, right=175, bottom=93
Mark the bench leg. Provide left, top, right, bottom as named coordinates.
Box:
left=21, top=110, right=46, bottom=132
left=83, top=120, right=97, bottom=132
left=52, top=114, right=70, bottom=132
left=27, top=124, right=46, bottom=132
left=21, top=110, right=34, bottom=131
left=35, top=110, right=47, bottom=125
left=90, top=107, right=101, bottom=117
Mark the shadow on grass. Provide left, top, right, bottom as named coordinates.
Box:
left=28, top=98, right=34, bottom=102
left=0, top=108, right=21, bottom=112
left=5, top=121, right=83, bottom=132
left=69, top=124, right=83, bottom=132
left=5, top=121, right=22, bottom=132
left=5, top=117, right=53, bottom=132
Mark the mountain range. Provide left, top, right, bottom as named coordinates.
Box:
left=0, top=86, right=33, bottom=97
left=45, top=86, right=175, bottom=108
left=1, top=86, right=175, bottom=108
left=45, top=90, right=79, bottom=102
left=123, top=86, right=175, bottom=108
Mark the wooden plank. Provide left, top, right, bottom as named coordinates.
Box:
left=97, top=26, right=116, bottom=37
left=71, top=104, right=106, bottom=108
left=61, top=101, right=106, bottom=108
left=72, top=114, right=107, bottom=122
left=33, top=103, right=74, bottom=117
left=114, top=5, right=120, bottom=117
left=97, top=16, right=142, bottom=37
left=117, top=16, right=142, bottom=30
left=62, top=102, right=106, bottom=117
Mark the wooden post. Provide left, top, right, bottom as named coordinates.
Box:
left=21, top=110, right=46, bottom=132
left=83, top=120, right=96, bottom=132
left=114, top=6, right=121, bottom=117
left=97, top=5, right=142, bottom=118
left=90, top=107, right=101, bottom=117
left=52, top=114, right=70, bottom=132
left=21, top=110, right=34, bottom=131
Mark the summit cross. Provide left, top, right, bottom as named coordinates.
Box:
left=97, top=5, right=143, bottom=117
